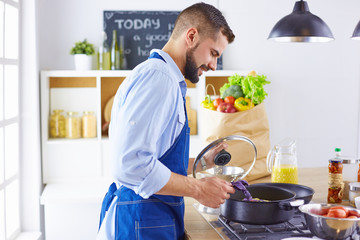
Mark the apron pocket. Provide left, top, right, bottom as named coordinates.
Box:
left=136, top=218, right=176, bottom=240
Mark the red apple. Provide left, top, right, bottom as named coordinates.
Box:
left=217, top=102, right=237, bottom=113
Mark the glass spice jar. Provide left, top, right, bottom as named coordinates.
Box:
left=342, top=157, right=359, bottom=200
left=65, top=111, right=81, bottom=139
left=49, top=109, right=65, bottom=138
left=328, top=148, right=344, bottom=204
left=82, top=111, right=97, bottom=138
left=349, top=182, right=360, bottom=207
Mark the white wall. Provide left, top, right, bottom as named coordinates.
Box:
left=37, top=0, right=360, bottom=168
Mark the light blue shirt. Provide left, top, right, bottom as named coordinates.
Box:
left=109, top=49, right=187, bottom=199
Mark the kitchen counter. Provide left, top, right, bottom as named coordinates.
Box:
left=184, top=167, right=329, bottom=239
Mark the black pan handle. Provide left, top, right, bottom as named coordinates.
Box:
left=278, top=199, right=304, bottom=211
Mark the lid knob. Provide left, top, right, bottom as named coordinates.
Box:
left=214, top=149, right=231, bottom=166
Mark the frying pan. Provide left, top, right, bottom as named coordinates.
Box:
left=220, top=185, right=303, bottom=225
left=252, top=183, right=314, bottom=204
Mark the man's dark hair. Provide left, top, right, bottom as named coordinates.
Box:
left=172, top=2, right=235, bottom=43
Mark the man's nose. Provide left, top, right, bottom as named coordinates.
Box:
left=208, top=58, right=217, bottom=71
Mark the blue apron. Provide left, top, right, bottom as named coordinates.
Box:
left=98, top=52, right=190, bottom=240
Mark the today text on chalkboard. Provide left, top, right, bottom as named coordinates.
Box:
left=103, top=10, right=223, bottom=70
left=104, top=11, right=179, bottom=70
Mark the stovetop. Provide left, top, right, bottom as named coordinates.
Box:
left=193, top=203, right=360, bottom=240
left=216, top=213, right=312, bottom=240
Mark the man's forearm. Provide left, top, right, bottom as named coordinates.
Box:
left=156, top=172, right=200, bottom=199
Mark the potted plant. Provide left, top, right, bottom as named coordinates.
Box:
left=70, top=39, right=95, bottom=70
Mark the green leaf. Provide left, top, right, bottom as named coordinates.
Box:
left=241, top=74, right=270, bottom=105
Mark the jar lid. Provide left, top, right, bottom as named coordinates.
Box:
left=349, top=182, right=360, bottom=191
left=83, top=111, right=94, bottom=115
left=342, top=157, right=360, bottom=164
left=329, top=159, right=342, bottom=163
left=67, top=111, right=78, bottom=115
left=53, top=109, right=64, bottom=113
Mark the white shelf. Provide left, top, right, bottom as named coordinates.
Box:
left=40, top=180, right=112, bottom=205
left=46, top=138, right=99, bottom=143
left=41, top=69, right=132, bottom=77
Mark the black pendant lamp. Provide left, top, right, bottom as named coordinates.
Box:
left=352, top=20, right=360, bottom=40
left=268, top=0, right=334, bottom=42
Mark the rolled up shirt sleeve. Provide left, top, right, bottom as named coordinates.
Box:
left=109, top=63, right=185, bottom=199
left=137, top=158, right=171, bottom=199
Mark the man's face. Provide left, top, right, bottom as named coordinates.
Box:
left=184, top=33, right=229, bottom=84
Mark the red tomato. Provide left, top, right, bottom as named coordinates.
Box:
left=213, top=98, right=224, bottom=108
left=330, top=206, right=349, bottom=216
left=327, top=208, right=347, bottom=218
left=347, top=215, right=358, bottom=219
left=321, top=208, right=329, bottom=215
left=224, top=96, right=235, bottom=105
left=348, top=210, right=360, bottom=217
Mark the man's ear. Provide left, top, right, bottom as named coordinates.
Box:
left=185, top=27, right=199, bottom=48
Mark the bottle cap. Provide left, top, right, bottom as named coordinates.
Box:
left=335, top=147, right=341, bottom=152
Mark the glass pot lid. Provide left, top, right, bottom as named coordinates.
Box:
left=192, top=135, right=257, bottom=182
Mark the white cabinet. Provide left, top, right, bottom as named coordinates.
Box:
left=40, top=70, right=248, bottom=182
left=39, top=69, right=247, bottom=240
left=40, top=70, right=130, bottom=183
left=40, top=70, right=131, bottom=240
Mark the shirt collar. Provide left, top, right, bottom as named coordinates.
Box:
left=150, top=49, right=187, bottom=97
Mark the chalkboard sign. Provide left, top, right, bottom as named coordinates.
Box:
left=103, top=11, right=223, bottom=70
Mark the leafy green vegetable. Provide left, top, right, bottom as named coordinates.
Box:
left=220, top=73, right=270, bottom=105
left=220, top=73, right=244, bottom=98
left=221, top=85, right=244, bottom=99
left=219, top=83, right=231, bottom=97
left=241, top=74, right=270, bottom=105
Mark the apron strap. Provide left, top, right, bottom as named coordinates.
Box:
left=148, top=52, right=166, bottom=63
left=98, top=182, right=118, bottom=230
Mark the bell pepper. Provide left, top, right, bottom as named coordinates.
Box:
left=234, top=97, right=254, bottom=111
left=200, top=95, right=216, bottom=110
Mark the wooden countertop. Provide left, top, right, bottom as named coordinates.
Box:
left=184, top=167, right=329, bottom=239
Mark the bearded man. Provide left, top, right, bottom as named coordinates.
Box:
left=97, top=2, right=235, bottom=239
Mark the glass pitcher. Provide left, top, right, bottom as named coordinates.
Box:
left=266, top=137, right=298, bottom=184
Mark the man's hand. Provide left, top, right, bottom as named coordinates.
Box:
left=195, top=176, right=235, bottom=208
left=187, top=142, right=229, bottom=175
left=156, top=172, right=235, bottom=209
left=202, top=142, right=228, bottom=169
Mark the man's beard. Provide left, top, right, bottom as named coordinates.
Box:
left=184, top=46, right=209, bottom=84
left=184, top=49, right=199, bottom=84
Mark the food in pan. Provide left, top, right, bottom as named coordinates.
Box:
left=249, top=198, right=269, bottom=202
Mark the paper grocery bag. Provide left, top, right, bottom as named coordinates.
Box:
left=200, top=103, right=270, bottom=181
